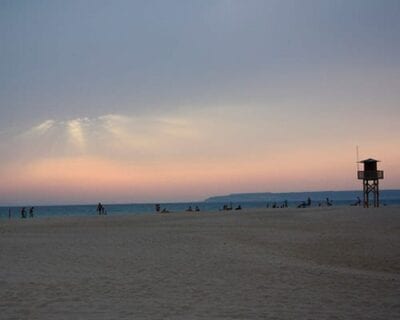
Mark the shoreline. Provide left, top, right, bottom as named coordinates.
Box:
left=2, top=204, right=400, bottom=221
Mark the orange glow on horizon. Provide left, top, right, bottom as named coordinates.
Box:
left=1, top=112, right=399, bottom=205
left=1, top=144, right=398, bottom=205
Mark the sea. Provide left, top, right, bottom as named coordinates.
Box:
left=1, top=197, right=400, bottom=219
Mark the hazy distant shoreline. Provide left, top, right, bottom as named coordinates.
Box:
left=205, top=189, right=400, bottom=202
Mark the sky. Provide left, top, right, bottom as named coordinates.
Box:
left=1, top=0, right=400, bottom=205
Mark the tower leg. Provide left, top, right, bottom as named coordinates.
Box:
left=376, top=180, right=380, bottom=207
left=361, top=178, right=381, bottom=208
left=363, top=180, right=367, bottom=208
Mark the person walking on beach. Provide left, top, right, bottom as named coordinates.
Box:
left=29, top=207, right=34, bottom=218
left=20, top=207, right=26, bottom=219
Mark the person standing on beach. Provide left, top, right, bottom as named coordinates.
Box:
left=20, top=207, right=26, bottom=219
left=8, top=208, right=11, bottom=219
left=96, top=202, right=103, bottom=215
left=29, top=207, right=34, bottom=218
left=284, top=200, right=288, bottom=208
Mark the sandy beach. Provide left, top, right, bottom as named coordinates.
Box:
left=1, top=206, right=399, bottom=319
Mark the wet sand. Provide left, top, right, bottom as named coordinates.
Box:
left=1, top=206, right=399, bottom=319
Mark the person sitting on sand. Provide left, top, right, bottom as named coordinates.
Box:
left=161, top=208, right=169, bottom=213
left=186, top=206, right=193, bottom=212
left=352, top=197, right=361, bottom=206
left=235, top=205, right=242, bottom=210
left=297, top=202, right=306, bottom=208
left=326, top=198, right=332, bottom=206
left=195, top=206, right=200, bottom=212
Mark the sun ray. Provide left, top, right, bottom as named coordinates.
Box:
left=67, top=119, right=86, bottom=150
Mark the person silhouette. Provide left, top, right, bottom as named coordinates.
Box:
left=96, top=203, right=103, bottom=215
left=21, top=207, right=26, bottom=219
left=326, top=198, right=332, bottom=206
left=29, top=207, right=34, bottom=218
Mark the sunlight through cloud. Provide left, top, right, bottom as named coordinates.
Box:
left=24, top=119, right=55, bottom=136
left=67, top=119, right=87, bottom=150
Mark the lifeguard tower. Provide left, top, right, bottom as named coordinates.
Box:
left=357, top=158, right=384, bottom=207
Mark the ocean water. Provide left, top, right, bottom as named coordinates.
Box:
left=1, top=199, right=400, bottom=219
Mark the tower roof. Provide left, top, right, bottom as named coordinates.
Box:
left=359, top=158, right=380, bottom=163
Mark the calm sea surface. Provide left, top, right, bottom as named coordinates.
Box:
left=1, top=199, right=400, bottom=219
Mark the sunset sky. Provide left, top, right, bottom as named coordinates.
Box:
left=1, top=0, right=400, bottom=205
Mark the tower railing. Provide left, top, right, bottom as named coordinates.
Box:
left=357, top=170, right=384, bottom=180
